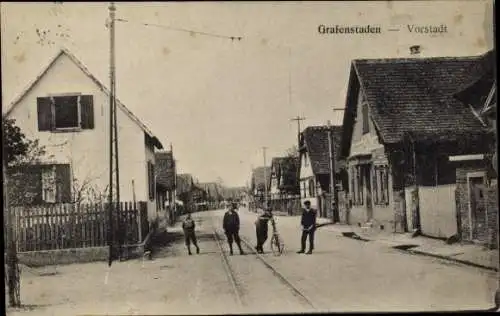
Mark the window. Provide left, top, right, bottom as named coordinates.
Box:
left=304, top=153, right=309, bottom=167
left=362, top=103, right=369, bottom=134
left=308, top=179, right=316, bottom=197
left=148, top=161, right=155, bottom=201
left=373, top=165, right=390, bottom=205
left=12, top=164, right=72, bottom=205
left=42, top=166, right=57, bottom=203
left=351, top=165, right=364, bottom=206
left=37, top=95, right=94, bottom=131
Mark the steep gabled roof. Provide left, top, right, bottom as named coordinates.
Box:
left=341, top=52, right=492, bottom=157
left=3, top=48, right=163, bottom=149
left=155, top=151, right=175, bottom=190
left=300, top=125, right=343, bottom=176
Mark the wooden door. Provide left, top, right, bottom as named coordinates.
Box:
left=468, top=176, right=486, bottom=241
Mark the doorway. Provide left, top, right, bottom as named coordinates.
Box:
left=467, top=172, right=487, bottom=241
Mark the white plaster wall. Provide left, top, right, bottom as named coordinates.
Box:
left=7, top=53, right=149, bottom=203
left=419, top=185, right=458, bottom=238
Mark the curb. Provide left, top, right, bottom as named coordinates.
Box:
left=337, top=230, right=498, bottom=272
left=406, top=249, right=498, bottom=272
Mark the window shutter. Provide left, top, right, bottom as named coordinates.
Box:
left=80, top=95, right=95, bottom=130
left=56, top=164, right=72, bottom=203
left=37, top=97, right=53, bottom=131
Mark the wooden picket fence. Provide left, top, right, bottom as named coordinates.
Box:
left=8, top=201, right=149, bottom=252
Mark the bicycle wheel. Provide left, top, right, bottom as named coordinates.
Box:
left=270, top=234, right=283, bottom=256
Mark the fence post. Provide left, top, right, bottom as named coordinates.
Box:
left=137, top=201, right=143, bottom=243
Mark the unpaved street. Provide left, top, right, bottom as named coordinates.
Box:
left=6, top=209, right=497, bottom=315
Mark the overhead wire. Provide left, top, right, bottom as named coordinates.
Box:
left=115, top=17, right=243, bottom=41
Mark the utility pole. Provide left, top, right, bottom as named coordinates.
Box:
left=330, top=107, right=344, bottom=222
left=290, top=116, right=306, bottom=149
left=262, top=147, right=268, bottom=207
left=327, top=120, right=335, bottom=221
left=107, top=1, right=117, bottom=266
left=4, top=158, right=20, bottom=307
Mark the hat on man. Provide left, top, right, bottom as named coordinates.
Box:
left=304, top=200, right=311, bottom=206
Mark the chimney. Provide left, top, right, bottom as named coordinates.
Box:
left=410, top=45, right=421, bottom=56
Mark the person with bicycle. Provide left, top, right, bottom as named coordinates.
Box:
left=255, top=206, right=274, bottom=254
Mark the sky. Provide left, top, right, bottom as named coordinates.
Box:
left=1, top=1, right=494, bottom=187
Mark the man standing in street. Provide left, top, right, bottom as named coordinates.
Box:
left=182, top=212, right=200, bottom=255
left=255, top=207, right=273, bottom=253
left=223, top=202, right=245, bottom=255
left=297, top=200, right=317, bottom=255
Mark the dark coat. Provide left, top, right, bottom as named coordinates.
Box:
left=223, top=210, right=240, bottom=232
left=301, top=208, right=317, bottom=229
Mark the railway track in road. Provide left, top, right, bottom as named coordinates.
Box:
left=210, top=217, right=317, bottom=312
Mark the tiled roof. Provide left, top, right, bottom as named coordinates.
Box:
left=347, top=54, right=490, bottom=145
left=300, top=125, right=343, bottom=176
left=251, top=166, right=271, bottom=191
left=155, top=151, right=175, bottom=190
left=454, top=50, right=496, bottom=114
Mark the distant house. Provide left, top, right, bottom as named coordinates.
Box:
left=269, top=157, right=300, bottom=200
left=155, top=149, right=176, bottom=218
left=199, top=182, right=222, bottom=208
left=340, top=53, right=494, bottom=238
left=453, top=49, right=497, bottom=246
left=298, top=125, right=344, bottom=217
left=251, top=166, right=271, bottom=204
left=4, top=48, right=163, bottom=222
left=176, top=174, right=205, bottom=212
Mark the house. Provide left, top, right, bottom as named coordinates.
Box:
left=4, top=48, right=163, bottom=222
left=453, top=49, right=497, bottom=246
left=268, top=156, right=300, bottom=213
left=155, top=149, right=176, bottom=221
left=176, top=173, right=205, bottom=212
left=298, top=125, right=345, bottom=218
left=199, top=182, right=222, bottom=208
left=339, top=52, right=494, bottom=238
left=251, top=166, right=271, bottom=205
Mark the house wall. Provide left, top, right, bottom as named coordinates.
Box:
left=419, top=185, right=457, bottom=238
left=145, top=140, right=157, bottom=221
left=456, top=163, right=498, bottom=246
left=299, top=151, right=318, bottom=208
left=347, top=89, right=395, bottom=228
left=7, top=53, right=150, bottom=205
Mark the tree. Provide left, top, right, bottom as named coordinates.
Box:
left=285, top=145, right=299, bottom=158
left=3, top=118, right=48, bottom=167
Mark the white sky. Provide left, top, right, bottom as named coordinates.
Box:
left=1, top=1, right=494, bottom=187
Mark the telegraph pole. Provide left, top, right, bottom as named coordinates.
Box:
left=262, top=147, right=268, bottom=207
left=4, top=158, right=20, bottom=307
left=330, top=108, right=344, bottom=222
left=108, top=1, right=116, bottom=266
left=290, top=116, right=306, bottom=148
left=327, top=120, right=335, bottom=221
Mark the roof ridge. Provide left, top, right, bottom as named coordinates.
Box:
left=4, top=48, right=163, bottom=149
left=353, top=54, right=482, bottom=65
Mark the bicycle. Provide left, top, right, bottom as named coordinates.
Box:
left=269, top=217, right=285, bottom=256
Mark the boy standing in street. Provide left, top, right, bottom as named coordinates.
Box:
left=223, top=202, right=245, bottom=255
left=182, top=212, right=200, bottom=255
left=297, top=200, right=317, bottom=255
